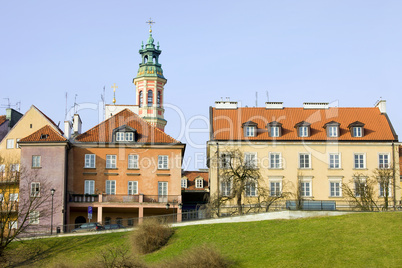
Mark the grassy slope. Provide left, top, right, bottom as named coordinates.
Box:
left=7, top=212, right=402, bottom=267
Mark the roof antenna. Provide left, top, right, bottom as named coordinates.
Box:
left=74, top=94, right=78, bottom=114
left=65, top=92, right=68, bottom=120
left=266, top=91, right=269, bottom=102
left=255, top=92, right=258, bottom=107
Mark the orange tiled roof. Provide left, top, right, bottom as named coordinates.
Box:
left=19, top=125, right=67, bottom=142
left=212, top=107, right=397, bottom=141
left=0, top=115, right=6, bottom=126
left=75, top=109, right=180, bottom=144
left=182, top=171, right=209, bottom=191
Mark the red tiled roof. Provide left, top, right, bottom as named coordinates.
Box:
left=75, top=109, right=180, bottom=144
left=0, top=115, right=6, bottom=126
left=212, top=107, right=397, bottom=141
left=182, top=171, right=209, bottom=191
left=19, top=125, right=67, bottom=142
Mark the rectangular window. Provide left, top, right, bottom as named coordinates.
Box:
left=9, top=193, right=18, bottom=202
left=181, top=179, right=187, bottom=188
left=196, top=179, right=203, bottom=188
left=353, top=127, right=362, bottom=137
left=245, top=126, right=255, bottom=137
left=299, top=127, right=308, bottom=137
left=271, top=126, right=279, bottom=137
left=158, top=182, right=168, bottom=198
left=221, top=180, right=232, bottom=196
left=269, top=153, right=282, bottom=169
left=6, top=139, right=14, bottom=149
left=220, top=154, right=231, bottom=169
left=158, top=155, right=168, bottom=169
left=84, top=180, right=95, bottom=194
left=116, top=132, right=125, bottom=141
left=354, top=153, right=365, bottom=169
left=31, top=182, right=40, bottom=197
left=245, top=181, right=257, bottom=197
left=29, top=211, right=40, bottom=224
left=128, top=155, right=139, bottom=169
left=128, top=181, right=138, bottom=195
left=270, top=181, right=281, bottom=196
left=329, top=181, right=341, bottom=197
left=354, top=180, right=366, bottom=197
left=299, top=153, right=311, bottom=169
left=125, top=132, right=134, bottom=141
left=378, top=154, right=390, bottom=169
left=9, top=221, right=17, bottom=230
left=106, top=155, right=117, bottom=169
left=0, top=164, right=5, bottom=177
left=244, top=153, right=257, bottom=169
left=329, top=153, right=340, bottom=169
left=379, top=181, right=392, bottom=197
left=32, top=155, right=41, bottom=168
left=85, top=154, right=95, bottom=168
left=328, top=126, right=338, bottom=137
left=301, top=181, right=311, bottom=197
left=106, top=180, right=116, bottom=195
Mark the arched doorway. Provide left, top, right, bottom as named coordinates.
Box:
left=75, top=216, right=86, bottom=228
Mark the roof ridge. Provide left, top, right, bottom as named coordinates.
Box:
left=32, top=105, right=64, bottom=134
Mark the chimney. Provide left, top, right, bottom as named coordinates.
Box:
left=266, top=102, right=284, bottom=109
left=215, top=100, right=238, bottom=109
left=303, top=102, right=329, bottom=109
left=6, top=108, right=23, bottom=129
left=73, top=114, right=82, bottom=134
left=375, top=100, right=386, bottom=114
left=64, top=121, right=72, bottom=139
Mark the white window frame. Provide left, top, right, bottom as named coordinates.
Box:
left=116, top=132, right=125, bottom=141
left=269, top=180, right=282, bottom=197
left=158, top=181, right=168, bottom=196
left=29, top=211, right=40, bottom=224
left=299, top=126, right=308, bottom=137
left=244, top=152, right=257, bottom=169
left=158, top=155, right=168, bottom=169
left=328, top=126, right=338, bottom=137
left=301, top=181, right=312, bottom=197
left=6, top=139, right=14, bottom=149
left=354, top=153, right=366, bottom=169
left=128, top=154, right=139, bottom=169
left=9, top=193, right=18, bottom=202
left=220, top=153, right=231, bottom=169
left=378, top=153, right=390, bottom=169
left=245, top=126, right=256, bottom=137
left=379, top=181, right=392, bottom=197
left=353, top=127, right=362, bottom=137
left=195, top=178, right=203, bottom=188
left=269, top=152, right=282, bottom=169
left=106, top=155, right=117, bottom=169
left=32, top=155, right=41, bottom=168
left=30, top=182, right=40, bottom=197
left=329, top=153, right=341, bottom=169
left=85, top=154, right=96, bottom=168
left=128, top=181, right=138, bottom=195
left=245, top=180, right=257, bottom=197
left=299, top=153, right=311, bottom=169
left=106, top=180, right=116, bottom=195
left=353, top=177, right=367, bottom=197
left=221, top=179, right=232, bottom=196
left=84, top=180, right=95, bottom=194
left=328, top=177, right=342, bottom=197
left=271, top=126, right=280, bottom=137
left=181, top=178, right=187, bottom=188
left=9, top=221, right=17, bottom=229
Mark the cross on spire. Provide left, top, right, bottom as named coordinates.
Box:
left=146, top=18, right=155, bottom=33
left=111, top=83, right=118, bottom=104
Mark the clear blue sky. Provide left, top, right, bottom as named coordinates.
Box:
left=1, top=1, right=401, bottom=170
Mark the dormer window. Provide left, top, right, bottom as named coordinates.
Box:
left=181, top=178, right=187, bottom=188
left=242, top=121, right=258, bottom=137
left=195, top=178, right=203, bottom=188
left=348, top=121, right=365, bottom=138
left=324, top=121, right=340, bottom=138
left=113, top=125, right=137, bottom=142
left=295, top=121, right=311, bottom=138
left=267, top=121, right=282, bottom=137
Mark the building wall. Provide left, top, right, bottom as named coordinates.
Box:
left=19, top=145, right=67, bottom=232
left=208, top=142, right=401, bottom=204
left=68, top=146, right=183, bottom=196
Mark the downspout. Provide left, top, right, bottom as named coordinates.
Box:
left=216, top=142, right=220, bottom=216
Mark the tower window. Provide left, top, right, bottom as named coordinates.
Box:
left=157, top=91, right=161, bottom=106
left=139, top=91, right=143, bottom=107
left=147, top=90, right=153, bottom=106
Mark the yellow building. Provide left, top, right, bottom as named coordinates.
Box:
left=207, top=100, right=400, bottom=213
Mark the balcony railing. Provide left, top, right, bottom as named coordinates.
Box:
left=69, top=194, right=181, bottom=204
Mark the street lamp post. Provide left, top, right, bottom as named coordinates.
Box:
left=50, top=188, right=55, bottom=235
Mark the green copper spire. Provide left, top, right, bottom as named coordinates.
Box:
left=135, top=30, right=164, bottom=79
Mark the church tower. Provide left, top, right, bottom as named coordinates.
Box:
left=133, top=25, right=167, bottom=131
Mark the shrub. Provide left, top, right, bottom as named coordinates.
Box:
left=87, top=247, right=146, bottom=268
left=156, top=244, right=232, bottom=268
left=131, top=218, right=173, bottom=254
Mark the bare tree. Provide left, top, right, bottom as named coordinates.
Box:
left=0, top=156, right=52, bottom=260
left=342, top=173, right=379, bottom=211
left=373, top=166, right=394, bottom=211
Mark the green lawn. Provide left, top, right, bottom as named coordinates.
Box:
left=6, top=212, right=402, bottom=267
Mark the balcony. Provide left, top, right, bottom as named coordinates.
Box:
left=69, top=194, right=181, bottom=204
